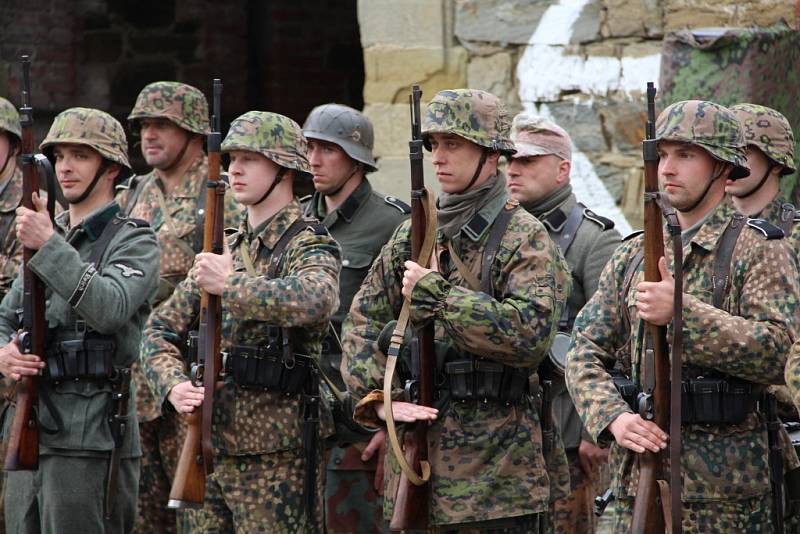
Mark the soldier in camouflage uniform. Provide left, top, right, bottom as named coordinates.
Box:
left=118, top=81, right=241, bottom=534
left=0, top=107, right=160, bottom=533
left=301, top=103, right=409, bottom=533
left=566, top=100, right=800, bottom=533
left=507, top=113, right=621, bottom=534
left=341, top=89, right=571, bottom=532
left=140, top=111, right=341, bottom=532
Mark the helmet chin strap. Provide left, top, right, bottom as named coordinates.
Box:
left=326, top=163, right=361, bottom=197
left=253, top=167, right=288, bottom=206
left=676, top=163, right=725, bottom=214
left=731, top=163, right=774, bottom=199
left=458, top=149, right=488, bottom=194
left=72, top=160, right=111, bottom=205
left=159, top=135, right=193, bottom=173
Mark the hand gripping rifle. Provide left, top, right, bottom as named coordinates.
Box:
left=5, top=55, right=56, bottom=472
left=631, top=82, right=683, bottom=534
left=168, top=78, right=225, bottom=508
left=382, top=84, right=437, bottom=531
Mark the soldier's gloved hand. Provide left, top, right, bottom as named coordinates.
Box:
left=15, top=192, right=54, bottom=251
left=375, top=400, right=437, bottom=423
left=0, top=336, right=44, bottom=381
left=361, top=429, right=387, bottom=495
left=168, top=380, right=205, bottom=413
left=578, top=439, right=609, bottom=479
left=195, top=239, right=233, bottom=296
left=635, top=257, right=675, bottom=326
left=608, top=412, right=667, bottom=454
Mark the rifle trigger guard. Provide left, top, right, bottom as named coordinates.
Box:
left=403, top=379, right=419, bottom=403
left=190, top=363, right=204, bottom=387
left=637, top=392, right=654, bottom=421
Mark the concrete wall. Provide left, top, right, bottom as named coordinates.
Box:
left=359, top=0, right=796, bottom=230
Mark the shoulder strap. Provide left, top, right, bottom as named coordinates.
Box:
left=712, top=213, right=746, bottom=309
left=266, top=218, right=319, bottom=279
left=479, top=201, right=519, bottom=297
left=89, top=216, right=129, bottom=273
left=747, top=217, right=785, bottom=240
left=555, top=203, right=586, bottom=255
left=119, top=175, right=147, bottom=217
left=621, top=248, right=644, bottom=329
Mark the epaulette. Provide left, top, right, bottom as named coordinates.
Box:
left=622, top=230, right=644, bottom=242
left=582, top=208, right=615, bottom=230
left=224, top=227, right=239, bottom=237
left=746, top=218, right=784, bottom=240
left=384, top=195, right=410, bottom=215
left=298, top=194, right=312, bottom=204
left=115, top=174, right=142, bottom=192
left=219, top=172, right=231, bottom=186
left=302, top=215, right=328, bottom=236
left=123, top=217, right=150, bottom=228
left=794, top=210, right=800, bottom=223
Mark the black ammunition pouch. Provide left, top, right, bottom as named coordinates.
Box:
left=610, top=370, right=638, bottom=411
left=45, top=323, right=116, bottom=382
left=224, top=329, right=311, bottom=395
left=681, top=372, right=757, bottom=424
left=443, top=358, right=528, bottom=404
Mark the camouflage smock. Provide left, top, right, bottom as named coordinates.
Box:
left=341, top=183, right=572, bottom=526
left=116, top=154, right=242, bottom=423
left=0, top=166, right=22, bottom=300
left=566, top=198, right=799, bottom=505
left=0, top=201, right=160, bottom=458
left=140, top=199, right=340, bottom=455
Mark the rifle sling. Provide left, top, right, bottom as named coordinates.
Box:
left=384, top=188, right=436, bottom=487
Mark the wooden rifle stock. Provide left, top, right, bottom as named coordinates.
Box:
left=5, top=55, right=44, bottom=472
left=168, top=78, right=225, bottom=508
left=390, top=84, right=434, bottom=531
left=631, top=82, right=674, bottom=534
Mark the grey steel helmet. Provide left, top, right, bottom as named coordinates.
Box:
left=303, top=104, right=377, bottom=172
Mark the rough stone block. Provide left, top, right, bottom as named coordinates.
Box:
left=358, top=0, right=447, bottom=48
left=363, top=45, right=467, bottom=104
left=664, top=0, right=794, bottom=29
left=467, top=52, right=516, bottom=106
left=603, top=0, right=663, bottom=38
left=546, top=100, right=608, bottom=153
left=571, top=0, right=603, bottom=43
left=455, top=0, right=551, bottom=45
left=364, top=103, right=415, bottom=159
left=370, top=155, right=440, bottom=203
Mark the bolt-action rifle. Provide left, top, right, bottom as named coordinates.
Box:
left=168, top=78, right=225, bottom=508
left=5, top=55, right=56, bottom=472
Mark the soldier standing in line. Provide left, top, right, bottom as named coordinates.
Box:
left=507, top=113, right=621, bottom=534
left=341, top=89, right=572, bottom=531
left=0, top=107, right=160, bottom=533
left=117, top=81, right=241, bottom=534
left=301, top=103, right=409, bottom=533
left=140, top=111, right=341, bottom=532
left=566, top=100, right=800, bottom=532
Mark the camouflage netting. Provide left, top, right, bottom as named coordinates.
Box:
left=659, top=21, right=800, bottom=199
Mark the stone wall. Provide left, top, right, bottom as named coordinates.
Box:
left=359, top=0, right=797, bottom=230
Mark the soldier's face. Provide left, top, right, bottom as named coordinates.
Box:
left=657, top=142, right=722, bottom=211
left=307, top=139, right=358, bottom=195
left=429, top=133, right=496, bottom=193
left=139, top=118, right=192, bottom=170
left=725, top=146, right=776, bottom=198
left=506, top=154, right=568, bottom=204
left=227, top=150, right=281, bottom=205
left=52, top=143, right=116, bottom=203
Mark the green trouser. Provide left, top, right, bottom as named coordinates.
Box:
left=5, top=455, right=139, bottom=534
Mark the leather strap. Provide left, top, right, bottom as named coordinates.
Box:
left=712, top=213, right=745, bottom=309
left=555, top=202, right=585, bottom=255
left=447, top=241, right=480, bottom=291
left=480, top=200, right=518, bottom=296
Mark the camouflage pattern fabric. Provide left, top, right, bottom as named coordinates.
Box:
left=0, top=167, right=22, bottom=298
left=341, top=176, right=571, bottom=527
left=550, top=451, right=597, bottom=534
left=0, top=97, right=20, bottom=141
left=422, top=89, right=516, bottom=154
left=40, top=107, right=131, bottom=170
left=324, top=444, right=384, bottom=533
left=141, top=199, right=340, bottom=527
left=658, top=21, right=800, bottom=195
left=181, top=449, right=324, bottom=533
left=222, top=111, right=311, bottom=173
left=566, top=198, right=799, bottom=530
left=655, top=100, right=749, bottom=179
left=730, top=103, right=796, bottom=175
left=128, top=81, right=210, bottom=135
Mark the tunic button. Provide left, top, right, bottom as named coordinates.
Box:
left=342, top=259, right=350, bottom=267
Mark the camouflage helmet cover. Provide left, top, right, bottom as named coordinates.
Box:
left=128, top=81, right=210, bottom=135
left=655, top=100, right=749, bottom=179
left=422, top=89, right=515, bottom=154
left=730, top=103, right=796, bottom=175
left=0, top=97, right=21, bottom=141
left=40, top=107, right=131, bottom=170
left=221, top=111, right=311, bottom=174
left=303, top=103, right=377, bottom=172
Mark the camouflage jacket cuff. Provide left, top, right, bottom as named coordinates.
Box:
left=410, top=272, right=449, bottom=323
left=595, top=406, right=632, bottom=448
left=353, top=390, right=384, bottom=428
left=162, top=374, right=190, bottom=408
